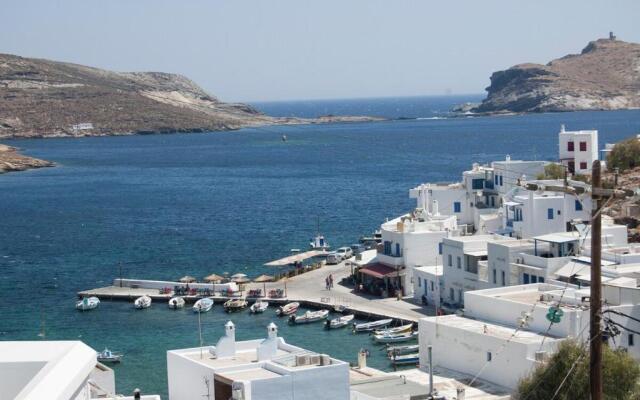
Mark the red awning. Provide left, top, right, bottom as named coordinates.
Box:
left=358, top=263, right=399, bottom=279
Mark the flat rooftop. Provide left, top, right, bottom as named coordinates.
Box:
left=218, top=367, right=283, bottom=381
left=181, top=347, right=291, bottom=369
left=427, top=315, right=557, bottom=344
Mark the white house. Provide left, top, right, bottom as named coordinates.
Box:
left=558, top=125, right=599, bottom=175
left=0, top=340, right=156, bottom=400
left=491, top=157, right=546, bottom=196
left=167, top=322, right=349, bottom=400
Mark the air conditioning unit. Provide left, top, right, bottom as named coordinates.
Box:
left=535, top=351, right=548, bottom=362
left=308, top=355, right=321, bottom=365
left=296, top=355, right=310, bottom=366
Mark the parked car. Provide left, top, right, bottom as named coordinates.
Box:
left=350, top=244, right=365, bottom=255
left=326, top=252, right=342, bottom=265
left=336, top=247, right=353, bottom=260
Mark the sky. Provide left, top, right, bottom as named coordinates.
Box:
left=2, top=0, right=639, bottom=102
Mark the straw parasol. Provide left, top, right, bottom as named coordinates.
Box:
left=179, top=275, right=196, bottom=283
left=203, top=273, right=225, bottom=283
left=253, top=274, right=275, bottom=294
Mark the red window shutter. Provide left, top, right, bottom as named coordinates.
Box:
left=580, top=142, right=587, bottom=151
left=580, top=162, right=587, bottom=170
left=567, top=141, right=574, bottom=151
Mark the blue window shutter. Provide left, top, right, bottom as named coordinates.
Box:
left=499, top=175, right=503, bottom=186
left=454, top=202, right=461, bottom=213
left=523, top=273, right=530, bottom=284
left=438, top=243, right=443, bottom=255
left=575, top=200, right=583, bottom=211
left=547, top=208, right=554, bottom=219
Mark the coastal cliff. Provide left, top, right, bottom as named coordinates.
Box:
left=0, top=53, right=381, bottom=140
left=473, top=37, right=640, bottom=113
left=0, top=144, right=53, bottom=173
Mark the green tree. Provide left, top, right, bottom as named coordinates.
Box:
left=515, top=340, right=640, bottom=400
left=608, top=137, right=640, bottom=172
left=537, top=163, right=566, bottom=180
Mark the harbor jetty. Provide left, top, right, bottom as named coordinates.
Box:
left=78, top=258, right=431, bottom=323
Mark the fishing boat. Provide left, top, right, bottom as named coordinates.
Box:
left=373, top=323, right=413, bottom=336
left=193, top=298, right=214, bottom=313
left=386, top=344, right=419, bottom=356
left=372, top=331, right=418, bottom=344
left=276, top=302, right=299, bottom=316
left=353, top=318, right=393, bottom=332
left=97, top=348, right=122, bottom=363
left=76, top=296, right=100, bottom=311
left=309, top=216, right=330, bottom=250
left=250, top=300, right=269, bottom=313
left=388, top=353, right=419, bottom=366
left=326, top=314, right=354, bottom=329
left=223, top=299, right=248, bottom=313
left=134, top=295, right=152, bottom=309
left=289, top=309, right=329, bottom=324
left=168, top=296, right=185, bottom=309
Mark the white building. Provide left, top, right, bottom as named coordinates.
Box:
left=167, top=322, right=349, bottom=400
left=0, top=340, right=156, bottom=400
left=558, top=125, right=599, bottom=175
left=491, top=157, right=546, bottom=196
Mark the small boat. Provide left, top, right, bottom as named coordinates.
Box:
left=353, top=318, right=393, bottom=332
left=326, top=314, right=354, bottom=329
left=282, top=134, right=287, bottom=142
left=76, top=296, right=100, bottom=311
left=373, top=331, right=418, bottom=344
left=333, top=304, right=348, bottom=313
left=168, top=297, right=185, bottom=309
left=309, top=234, right=330, bottom=251
left=388, top=353, right=419, bottom=366
left=289, top=309, right=329, bottom=324
left=276, top=302, right=299, bottom=316
left=250, top=300, right=269, bottom=313
left=193, top=298, right=214, bottom=313
left=134, top=295, right=152, bottom=309
left=374, top=323, right=413, bottom=336
left=224, top=299, right=248, bottom=313
left=386, top=344, right=419, bottom=356
left=97, top=348, right=123, bottom=363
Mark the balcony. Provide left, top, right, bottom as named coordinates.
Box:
left=376, top=253, right=404, bottom=267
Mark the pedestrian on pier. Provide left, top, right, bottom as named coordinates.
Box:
left=329, top=274, right=334, bottom=289
left=325, top=276, right=330, bottom=290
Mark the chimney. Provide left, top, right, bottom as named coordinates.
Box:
left=257, top=322, right=279, bottom=361
left=505, top=154, right=511, bottom=162
left=357, top=348, right=368, bottom=369
left=214, top=321, right=236, bottom=358
left=432, top=200, right=439, bottom=216
left=560, top=124, right=566, bottom=133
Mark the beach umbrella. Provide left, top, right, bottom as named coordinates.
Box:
left=253, top=274, right=275, bottom=294
left=203, top=273, right=225, bottom=283
left=179, top=275, right=196, bottom=283
left=231, top=276, right=251, bottom=284
left=231, top=273, right=248, bottom=280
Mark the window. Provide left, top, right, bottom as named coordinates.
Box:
left=493, top=269, right=497, bottom=284
left=629, top=334, right=635, bottom=347
left=547, top=208, right=554, bottom=220
left=523, top=273, right=530, bottom=284
left=494, top=175, right=499, bottom=185
left=450, top=288, right=454, bottom=300
left=487, top=352, right=492, bottom=362
left=472, top=178, right=484, bottom=190
left=438, top=243, right=443, bottom=255
left=531, top=275, right=537, bottom=283
left=539, top=277, right=545, bottom=283
left=431, top=281, right=434, bottom=291
left=580, top=141, right=587, bottom=151
left=567, top=141, right=574, bottom=151
left=575, top=200, right=583, bottom=211
left=501, top=271, right=506, bottom=286
left=580, top=161, right=587, bottom=170
left=499, top=175, right=503, bottom=186
left=458, top=289, right=463, bottom=304
left=457, top=256, right=461, bottom=269
left=454, top=202, right=461, bottom=213
left=384, top=241, right=391, bottom=255
left=418, top=278, right=421, bottom=287
left=448, top=254, right=452, bottom=267
left=424, top=279, right=428, bottom=292
left=395, top=243, right=401, bottom=256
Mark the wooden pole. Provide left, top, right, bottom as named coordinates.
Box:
left=590, top=160, right=603, bottom=400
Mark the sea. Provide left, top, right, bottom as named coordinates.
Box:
left=1, top=95, right=639, bottom=397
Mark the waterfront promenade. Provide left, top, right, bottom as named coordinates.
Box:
left=78, top=259, right=433, bottom=322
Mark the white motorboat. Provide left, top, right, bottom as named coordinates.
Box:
left=168, top=296, right=185, bottom=309
left=250, top=300, right=269, bottom=313
left=276, top=302, right=299, bottom=316
left=373, top=323, right=413, bottom=336
left=373, top=331, right=418, bottom=344
left=386, top=344, right=419, bottom=356
left=326, top=314, right=354, bottom=329
left=224, top=299, right=248, bottom=313
left=134, top=295, right=152, bottom=309
left=289, top=309, right=329, bottom=324
left=76, top=296, right=100, bottom=311
left=193, top=298, right=214, bottom=313
left=353, top=318, right=393, bottom=332
left=97, top=348, right=122, bottom=363
left=309, top=234, right=330, bottom=251
left=388, top=353, right=419, bottom=365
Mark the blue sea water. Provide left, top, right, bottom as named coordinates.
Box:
left=1, top=95, right=639, bottom=397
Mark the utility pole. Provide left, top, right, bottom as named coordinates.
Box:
left=590, top=160, right=603, bottom=400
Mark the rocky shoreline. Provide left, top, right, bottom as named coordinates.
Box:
left=0, top=144, right=54, bottom=174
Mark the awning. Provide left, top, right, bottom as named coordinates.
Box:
left=465, top=250, right=488, bottom=257
left=358, top=263, right=400, bottom=279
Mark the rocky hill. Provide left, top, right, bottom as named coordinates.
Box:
left=473, top=37, right=640, bottom=113
left=0, top=53, right=380, bottom=139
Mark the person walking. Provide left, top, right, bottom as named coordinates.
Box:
left=325, top=276, right=330, bottom=290
left=329, top=274, right=334, bottom=289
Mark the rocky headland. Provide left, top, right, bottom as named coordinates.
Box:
left=471, top=36, right=640, bottom=114
left=0, top=144, right=53, bottom=173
